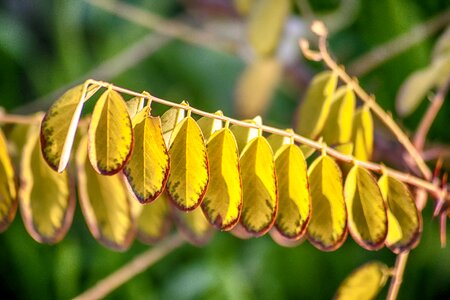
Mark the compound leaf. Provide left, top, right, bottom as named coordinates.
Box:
left=0, top=128, right=17, bottom=232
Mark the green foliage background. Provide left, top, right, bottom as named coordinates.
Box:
left=1, top=0, right=450, bottom=299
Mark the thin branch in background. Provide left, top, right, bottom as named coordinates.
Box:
left=84, top=0, right=238, bottom=54
left=74, top=234, right=185, bottom=300
left=414, top=77, right=450, bottom=152
left=0, top=112, right=42, bottom=124
left=348, top=9, right=450, bottom=76
left=422, top=145, right=450, bottom=161
left=386, top=252, right=410, bottom=300
left=15, top=34, right=171, bottom=114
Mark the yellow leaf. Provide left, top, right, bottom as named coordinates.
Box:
left=201, top=128, right=242, bottom=230
left=161, top=104, right=186, bottom=147
left=267, top=132, right=291, bottom=154
left=235, top=58, right=282, bottom=118
left=307, top=155, right=347, bottom=251
left=88, top=88, right=133, bottom=175
left=0, top=128, right=17, bottom=232
left=296, top=71, right=338, bottom=139
left=233, top=0, right=255, bottom=16
left=174, top=206, right=213, bottom=246
left=123, top=106, right=170, bottom=203
left=166, top=116, right=209, bottom=211
left=274, top=143, right=311, bottom=239
left=40, top=83, right=100, bottom=172
left=76, top=136, right=135, bottom=251
left=352, top=106, right=373, bottom=161
left=321, top=86, right=355, bottom=145
left=230, top=116, right=262, bottom=153
left=334, top=261, right=390, bottom=300
left=248, top=0, right=290, bottom=56
left=136, top=191, right=172, bottom=244
left=197, top=112, right=223, bottom=142
left=378, top=175, right=422, bottom=253
left=240, top=136, right=277, bottom=236
left=19, top=125, right=74, bottom=243
left=126, top=96, right=145, bottom=119
left=344, top=166, right=387, bottom=250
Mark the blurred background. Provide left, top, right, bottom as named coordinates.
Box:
left=1, top=0, right=450, bottom=299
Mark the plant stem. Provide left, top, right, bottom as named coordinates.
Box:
left=74, top=234, right=184, bottom=300
left=386, top=252, right=410, bottom=300
left=0, top=113, right=41, bottom=124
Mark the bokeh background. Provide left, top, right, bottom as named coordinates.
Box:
left=1, top=0, right=450, bottom=299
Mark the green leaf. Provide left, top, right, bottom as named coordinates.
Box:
left=0, top=128, right=17, bottom=232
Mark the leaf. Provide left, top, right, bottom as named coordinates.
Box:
left=267, top=132, right=291, bottom=154
left=235, top=57, right=282, bottom=118
left=0, top=128, right=17, bottom=232
left=270, top=229, right=304, bottom=248
left=274, top=143, right=311, bottom=239
left=230, top=116, right=262, bottom=153
left=123, top=106, right=170, bottom=203
left=432, top=25, right=450, bottom=60
left=321, top=86, right=356, bottom=145
left=352, top=106, right=373, bottom=161
left=248, top=0, right=290, bottom=56
left=166, top=116, right=209, bottom=211
left=76, top=136, right=135, bottom=251
left=334, top=261, right=390, bottom=300
left=126, top=96, right=145, bottom=119
left=307, top=155, right=347, bottom=251
left=197, top=112, right=223, bottom=142
left=296, top=71, right=338, bottom=139
left=240, top=136, right=277, bottom=236
left=40, top=83, right=100, bottom=172
left=173, top=206, right=213, bottom=246
left=233, top=0, right=255, bottom=16
left=344, top=166, right=387, bottom=250
left=161, top=104, right=186, bottom=147
left=201, top=128, right=242, bottom=230
left=136, top=192, right=172, bottom=244
left=88, top=88, right=133, bottom=175
left=19, top=125, right=74, bottom=243
left=378, top=175, right=422, bottom=253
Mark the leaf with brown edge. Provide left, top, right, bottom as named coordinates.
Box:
left=378, top=175, right=422, bottom=253
left=19, top=125, right=75, bottom=244
left=307, top=155, right=347, bottom=251
left=201, top=128, right=242, bottom=231
left=352, top=105, right=373, bottom=161
left=173, top=206, right=213, bottom=246
left=240, top=136, right=278, bottom=236
left=274, top=143, right=311, bottom=240
left=88, top=88, right=133, bottom=175
left=334, top=261, right=390, bottom=300
left=0, top=128, right=17, bottom=232
left=344, top=165, right=387, bottom=250
left=161, top=103, right=186, bottom=147
left=40, top=83, right=100, bottom=172
left=76, top=136, right=135, bottom=251
left=123, top=106, right=170, bottom=203
left=166, top=116, right=209, bottom=211
left=136, top=191, right=172, bottom=244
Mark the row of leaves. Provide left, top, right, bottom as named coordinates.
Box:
left=0, top=81, right=421, bottom=253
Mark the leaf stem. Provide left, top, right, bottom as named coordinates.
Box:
left=74, top=234, right=184, bottom=300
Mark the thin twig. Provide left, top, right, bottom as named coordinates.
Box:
left=0, top=113, right=41, bottom=124
left=348, top=9, right=450, bottom=76
left=414, top=77, right=450, bottom=151
left=74, top=234, right=185, bottom=300
left=386, top=252, right=410, bottom=300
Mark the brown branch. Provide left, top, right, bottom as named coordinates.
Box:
left=348, top=9, right=450, bottom=76
left=386, top=252, right=410, bottom=300
left=74, top=234, right=184, bottom=300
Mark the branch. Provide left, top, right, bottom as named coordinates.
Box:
left=0, top=112, right=41, bottom=124
left=74, top=234, right=184, bottom=300
left=386, top=252, right=410, bottom=300
left=348, top=9, right=450, bottom=76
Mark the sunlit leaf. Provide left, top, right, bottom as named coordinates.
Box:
left=136, top=192, right=172, bottom=244
left=0, top=128, right=17, bottom=232
left=296, top=71, right=338, bottom=139
left=174, top=206, right=213, bottom=246
left=352, top=106, right=373, bottom=161
left=307, top=155, right=347, bottom=251
left=240, top=136, right=277, bottom=236
left=274, top=143, right=311, bottom=239
left=161, top=104, right=186, bottom=147
left=378, top=175, right=422, bottom=253
left=230, top=116, right=262, bottom=153
left=321, top=86, right=355, bottom=145
left=166, top=116, right=209, bottom=211
left=76, top=136, right=135, bottom=251
left=344, top=166, right=387, bottom=250
left=267, top=132, right=291, bottom=154
left=235, top=57, right=282, bottom=118
left=432, top=25, right=450, bottom=60
left=40, top=83, right=99, bottom=172
left=334, top=261, right=390, bottom=300
left=88, top=88, right=133, bottom=175
left=233, top=0, right=255, bottom=16
left=126, top=96, right=145, bottom=118
left=248, top=0, right=290, bottom=56
left=197, top=112, right=223, bottom=142
left=123, top=106, right=170, bottom=203
left=201, top=128, right=242, bottom=230
left=19, top=125, right=74, bottom=243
